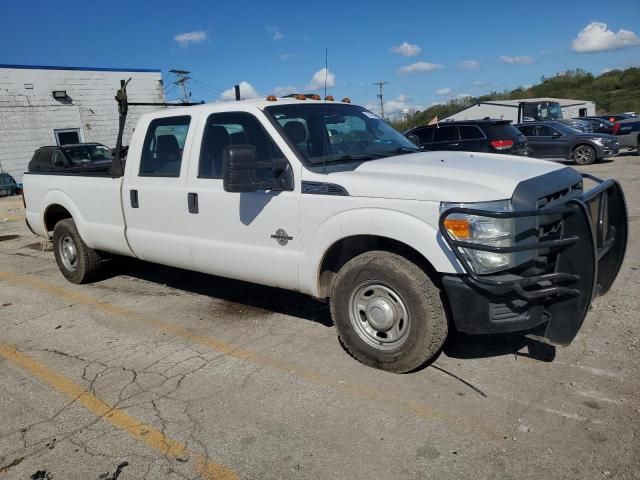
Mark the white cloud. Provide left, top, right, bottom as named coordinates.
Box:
left=391, top=42, right=421, bottom=57
left=267, top=26, right=284, bottom=40
left=272, top=85, right=297, bottom=96
left=398, top=61, right=443, bottom=74
left=500, top=55, right=534, bottom=65
left=174, top=30, right=207, bottom=48
left=571, top=21, right=640, bottom=53
left=436, top=88, right=452, bottom=95
left=280, top=53, right=294, bottom=61
left=220, top=81, right=261, bottom=101
left=458, top=60, right=480, bottom=70
left=367, top=94, right=423, bottom=119
left=306, top=68, right=336, bottom=90
left=456, top=93, right=471, bottom=99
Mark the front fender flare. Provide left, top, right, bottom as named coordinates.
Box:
left=299, top=208, right=463, bottom=297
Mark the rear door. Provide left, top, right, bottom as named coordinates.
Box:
left=458, top=125, right=486, bottom=152
left=431, top=125, right=460, bottom=150
left=122, top=113, right=197, bottom=270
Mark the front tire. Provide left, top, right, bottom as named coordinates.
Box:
left=330, top=251, right=447, bottom=373
left=52, top=218, right=102, bottom=284
left=572, top=144, right=596, bottom=165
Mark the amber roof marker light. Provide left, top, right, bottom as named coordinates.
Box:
left=324, top=95, right=334, bottom=101
left=266, top=95, right=277, bottom=101
left=341, top=97, right=351, bottom=103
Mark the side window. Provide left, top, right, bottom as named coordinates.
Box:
left=433, top=126, right=458, bottom=142
left=414, top=127, right=434, bottom=144
left=458, top=126, right=484, bottom=140
left=140, top=116, right=191, bottom=177
left=37, top=150, right=53, bottom=171
left=536, top=125, right=558, bottom=137
left=199, top=112, right=285, bottom=179
left=517, top=125, right=536, bottom=136
left=52, top=150, right=67, bottom=168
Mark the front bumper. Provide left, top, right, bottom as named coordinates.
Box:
left=439, top=174, right=628, bottom=345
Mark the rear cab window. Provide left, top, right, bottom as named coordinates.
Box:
left=140, top=116, right=191, bottom=177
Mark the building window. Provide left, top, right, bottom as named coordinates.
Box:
left=55, top=128, right=82, bottom=145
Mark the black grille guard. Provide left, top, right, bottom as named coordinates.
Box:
left=439, top=174, right=628, bottom=302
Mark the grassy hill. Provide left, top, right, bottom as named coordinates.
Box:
left=393, top=67, right=640, bottom=131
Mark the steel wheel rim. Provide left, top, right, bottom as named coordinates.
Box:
left=59, top=235, right=78, bottom=271
left=349, top=281, right=411, bottom=350
left=575, top=146, right=593, bottom=164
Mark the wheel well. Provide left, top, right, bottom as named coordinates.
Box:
left=572, top=143, right=594, bottom=152
left=317, top=235, right=439, bottom=298
left=44, top=204, right=72, bottom=233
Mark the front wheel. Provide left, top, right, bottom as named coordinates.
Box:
left=572, top=145, right=596, bottom=165
left=330, top=251, right=447, bottom=373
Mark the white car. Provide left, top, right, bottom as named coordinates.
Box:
left=23, top=98, right=628, bottom=373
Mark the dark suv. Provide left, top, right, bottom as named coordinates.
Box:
left=515, top=121, right=619, bottom=165
left=28, top=143, right=113, bottom=173
left=405, top=119, right=530, bottom=156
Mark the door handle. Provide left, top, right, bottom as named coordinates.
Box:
left=130, top=189, right=139, bottom=208
left=188, top=192, right=199, bottom=214
left=448, top=143, right=460, bottom=147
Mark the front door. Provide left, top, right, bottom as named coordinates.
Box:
left=535, top=124, right=568, bottom=158
left=122, top=114, right=197, bottom=270
left=186, top=110, right=300, bottom=290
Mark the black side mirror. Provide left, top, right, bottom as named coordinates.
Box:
left=552, top=132, right=562, bottom=138
left=406, top=134, right=420, bottom=147
left=222, top=145, right=287, bottom=193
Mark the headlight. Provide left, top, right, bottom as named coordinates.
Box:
left=440, top=200, right=515, bottom=274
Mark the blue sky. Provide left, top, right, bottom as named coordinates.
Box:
left=1, top=0, right=639, bottom=117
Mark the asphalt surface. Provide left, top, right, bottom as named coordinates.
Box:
left=1, top=154, right=639, bottom=480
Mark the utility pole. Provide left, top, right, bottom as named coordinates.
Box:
left=373, top=81, right=388, bottom=119
left=169, top=69, right=192, bottom=103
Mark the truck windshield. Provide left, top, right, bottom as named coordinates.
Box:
left=63, top=145, right=113, bottom=165
left=522, top=101, right=563, bottom=121
left=265, top=104, right=419, bottom=164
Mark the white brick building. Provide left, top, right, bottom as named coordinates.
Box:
left=0, top=64, right=166, bottom=180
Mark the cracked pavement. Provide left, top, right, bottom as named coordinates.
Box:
left=0, top=154, right=639, bottom=479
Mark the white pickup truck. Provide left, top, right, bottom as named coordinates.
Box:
left=23, top=97, right=628, bottom=372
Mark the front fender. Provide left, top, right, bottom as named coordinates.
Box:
left=299, top=207, right=463, bottom=297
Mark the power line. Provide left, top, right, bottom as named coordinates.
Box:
left=373, top=81, right=388, bottom=119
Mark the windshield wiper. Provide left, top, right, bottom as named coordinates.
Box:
left=318, top=153, right=388, bottom=163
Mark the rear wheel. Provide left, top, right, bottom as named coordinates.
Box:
left=330, top=251, right=447, bottom=373
left=572, top=144, right=596, bottom=165
left=52, top=218, right=102, bottom=284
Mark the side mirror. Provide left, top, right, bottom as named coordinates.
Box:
left=222, top=145, right=286, bottom=193
left=552, top=132, right=562, bottom=138
left=406, top=134, right=420, bottom=147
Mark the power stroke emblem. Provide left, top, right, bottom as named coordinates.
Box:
left=271, top=229, right=293, bottom=246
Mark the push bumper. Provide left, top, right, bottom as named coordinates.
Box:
left=439, top=174, right=628, bottom=345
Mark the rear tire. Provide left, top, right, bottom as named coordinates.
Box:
left=572, top=144, right=596, bottom=165
left=330, top=251, right=447, bottom=373
left=52, top=218, right=102, bottom=284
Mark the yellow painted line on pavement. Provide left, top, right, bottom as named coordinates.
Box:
left=0, top=341, right=238, bottom=480
left=0, top=215, right=24, bottom=222
left=0, top=270, right=484, bottom=436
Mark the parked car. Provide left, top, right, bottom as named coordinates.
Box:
left=611, top=117, right=640, bottom=150
left=405, top=119, right=530, bottom=156
left=23, top=98, right=628, bottom=373
left=574, top=117, right=615, bottom=135
left=554, top=118, right=593, bottom=133
left=595, top=114, right=633, bottom=123
left=0, top=172, right=20, bottom=196
left=515, top=121, right=619, bottom=165
left=28, top=143, right=114, bottom=173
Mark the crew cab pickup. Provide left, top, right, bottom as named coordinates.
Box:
left=23, top=98, right=628, bottom=373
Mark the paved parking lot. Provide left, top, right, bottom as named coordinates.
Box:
left=1, top=154, right=639, bottom=480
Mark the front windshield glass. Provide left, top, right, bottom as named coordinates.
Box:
left=63, top=145, right=113, bottom=165
left=265, top=104, right=419, bottom=164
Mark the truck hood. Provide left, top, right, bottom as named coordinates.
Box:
left=323, top=151, right=566, bottom=202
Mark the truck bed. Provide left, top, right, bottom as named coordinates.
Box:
left=23, top=172, right=133, bottom=256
